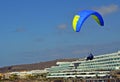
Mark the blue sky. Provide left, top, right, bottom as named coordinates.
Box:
left=0, top=0, right=120, bottom=67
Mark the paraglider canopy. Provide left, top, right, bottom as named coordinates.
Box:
left=72, top=10, right=104, bottom=32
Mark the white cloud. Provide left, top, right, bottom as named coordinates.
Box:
left=94, top=4, right=119, bottom=15
left=72, top=49, right=90, bottom=55
left=58, top=24, right=67, bottom=30
left=35, top=38, right=44, bottom=42
left=15, top=27, right=26, bottom=32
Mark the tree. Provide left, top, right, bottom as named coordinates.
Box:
left=9, top=74, right=19, bottom=80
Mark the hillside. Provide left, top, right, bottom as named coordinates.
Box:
left=0, top=58, right=78, bottom=73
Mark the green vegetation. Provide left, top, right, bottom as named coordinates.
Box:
left=9, top=74, right=19, bottom=81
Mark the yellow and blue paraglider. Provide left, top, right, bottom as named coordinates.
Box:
left=72, top=10, right=104, bottom=32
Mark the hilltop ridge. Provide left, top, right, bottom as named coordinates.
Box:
left=0, top=58, right=78, bottom=73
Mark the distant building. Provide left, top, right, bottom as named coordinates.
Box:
left=47, top=51, right=120, bottom=78
left=2, top=69, right=48, bottom=79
